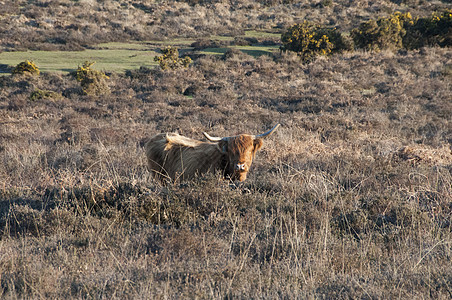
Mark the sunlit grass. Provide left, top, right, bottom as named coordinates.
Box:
left=244, top=30, right=282, bottom=39
left=199, top=45, right=279, bottom=57
left=0, top=31, right=281, bottom=74
left=0, top=47, right=160, bottom=74
left=0, top=43, right=279, bottom=75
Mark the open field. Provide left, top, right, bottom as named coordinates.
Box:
left=1, top=0, right=452, bottom=299
left=0, top=31, right=280, bottom=74
left=0, top=45, right=159, bottom=74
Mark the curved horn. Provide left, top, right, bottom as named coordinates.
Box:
left=254, top=124, right=280, bottom=139
left=203, top=132, right=224, bottom=142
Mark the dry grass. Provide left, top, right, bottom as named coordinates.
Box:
left=1, top=2, right=452, bottom=297
left=1, top=0, right=450, bottom=51
left=1, top=46, right=451, bottom=298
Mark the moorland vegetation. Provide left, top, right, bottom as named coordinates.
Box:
left=1, top=0, right=451, bottom=52
left=1, top=0, right=452, bottom=298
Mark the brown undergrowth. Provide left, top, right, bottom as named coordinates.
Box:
left=1, top=46, right=451, bottom=298
left=1, top=0, right=451, bottom=51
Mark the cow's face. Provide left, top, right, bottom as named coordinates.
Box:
left=220, top=135, right=263, bottom=181
left=203, top=124, right=280, bottom=182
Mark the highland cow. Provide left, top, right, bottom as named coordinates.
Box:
left=145, top=124, right=280, bottom=182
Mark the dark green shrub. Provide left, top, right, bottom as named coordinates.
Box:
left=154, top=46, right=192, bottom=70
left=12, top=60, right=40, bottom=76
left=260, top=0, right=297, bottom=5
left=281, top=21, right=351, bottom=62
left=404, top=9, right=452, bottom=49
left=73, top=61, right=110, bottom=96
left=321, top=0, right=333, bottom=7
left=29, top=89, right=61, bottom=101
left=351, top=12, right=414, bottom=51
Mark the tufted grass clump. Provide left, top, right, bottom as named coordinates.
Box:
left=351, top=12, right=414, bottom=51
left=154, top=46, right=192, bottom=70
left=73, top=61, right=110, bottom=96
left=12, top=60, right=40, bottom=76
left=281, top=21, right=351, bottom=62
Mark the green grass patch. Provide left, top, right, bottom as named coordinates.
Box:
left=0, top=47, right=160, bottom=74
left=244, top=30, right=282, bottom=39
left=200, top=45, right=279, bottom=57
left=199, top=47, right=231, bottom=55
left=154, top=38, right=197, bottom=46
left=209, top=35, right=235, bottom=42
left=0, top=31, right=281, bottom=74
left=95, top=41, right=152, bottom=50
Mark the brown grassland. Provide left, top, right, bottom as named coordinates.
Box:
left=1, top=0, right=452, bottom=298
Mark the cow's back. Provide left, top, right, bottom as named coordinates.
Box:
left=145, top=133, right=221, bottom=181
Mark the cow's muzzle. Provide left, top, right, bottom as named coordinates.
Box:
left=235, top=163, right=246, bottom=171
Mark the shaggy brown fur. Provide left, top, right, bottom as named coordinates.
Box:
left=222, top=135, right=263, bottom=182
left=145, top=133, right=263, bottom=182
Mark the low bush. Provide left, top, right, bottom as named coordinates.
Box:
left=404, top=9, right=452, bottom=49
left=283, top=10, right=451, bottom=56
left=281, top=21, right=351, bottom=62
left=11, top=60, right=40, bottom=76
left=351, top=12, right=414, bottom=51
left=154, top=46, right=192, bottom=70
left=73, top=61, right=110, bottom=96
left=29, top=89, right=61, bottom=101
left=352, top=10, right=452, bottom=51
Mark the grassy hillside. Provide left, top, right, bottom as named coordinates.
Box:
left=1, top=0, right=452, bottom=299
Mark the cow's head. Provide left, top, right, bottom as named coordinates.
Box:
left=203, top=124, right=280, bottom=181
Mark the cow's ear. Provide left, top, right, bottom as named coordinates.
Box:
left=253, top=138, right=263, bottom=153
left=217, top=140, right=228, bottom=154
